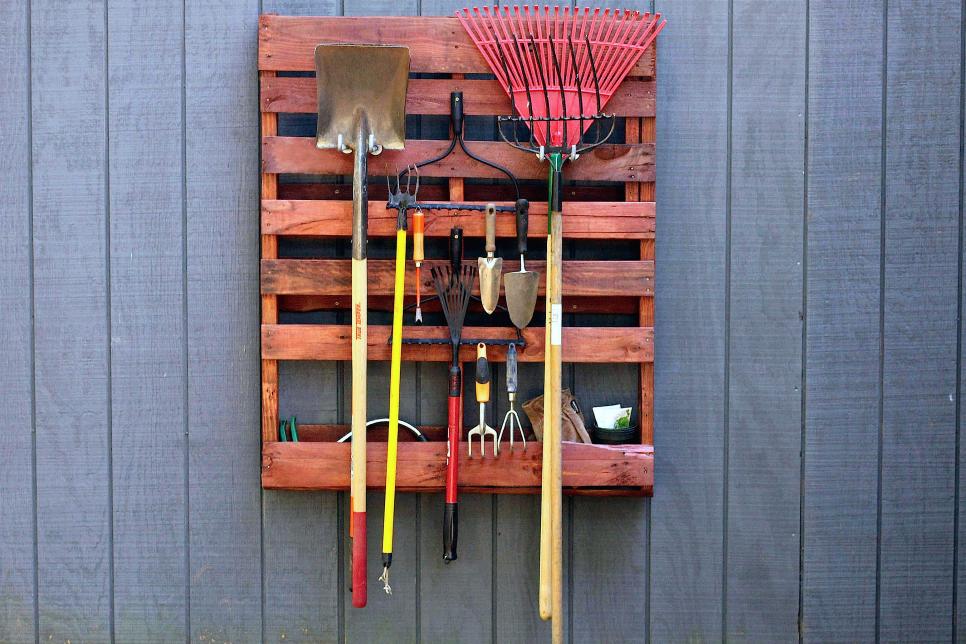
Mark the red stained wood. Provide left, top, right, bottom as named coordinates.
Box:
left=261, top=76, right=655, bottom=117
left=278, top=294, right=642, bottom=315
left=258, top=15, right=655, bottom=77
left=277, top=182, right=627, bottom=203
left=263, top=136, right=655, bottom=183
left=261, top=324, right=653, bottom=363
left=261, top=441, right=653, bottom=492
left=261, top=259, right=653, bottom=298
left=261, top=199, right=655, bottom=239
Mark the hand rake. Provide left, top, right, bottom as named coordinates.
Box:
left=458, top=7, right=665, bottom=639
left=431, top=228, right=477, bottom=563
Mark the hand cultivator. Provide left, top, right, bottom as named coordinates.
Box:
left=458, top=6, right=665, bottom=639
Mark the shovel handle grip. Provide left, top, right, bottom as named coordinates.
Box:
left=449, top=227, right=463, bottom=273
left=352, top=512, right=367, bottom=607
left=485, top=204, right=497, bottom=254
left=515, top=199, right=529, bottom=256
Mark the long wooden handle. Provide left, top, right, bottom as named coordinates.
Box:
left=548, top=211, right=564, bottom=644
left=539, top=233, right=554, bottom=621
left=351, top=255, right=368, bottom=608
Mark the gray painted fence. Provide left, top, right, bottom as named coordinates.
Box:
left=0, top=0, right=963, bottom=642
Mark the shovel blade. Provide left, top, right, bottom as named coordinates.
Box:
left=478, top=258, right=502, bottom=314
left=504, top=271, right=539, bottom=329
left=315, top=44, right=409, bottom=151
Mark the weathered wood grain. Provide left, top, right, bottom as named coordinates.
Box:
left=107, top=1, right=188, bottom=640
left=278, top=181, right=627, bottom=203
left=258, top=15, right=655, bottom=77
left=185, top=0, right=262, bottom=641
left=261, top=75, right=656, bottom=117
left=726, top=1, right=806, bottom=640
left=262, top=442, right=653, bottom=490
left=265, top=360, right=341, bottom=642
left=263, top=136, right=655, bottom=182
left=262, top=199, right=655, bottom=239
left=880, top=2, right=961, bottom=640
left=801, top=2, right=882, bottom=640
left=278, top=294, right=641, bottom=315
left=31, top=1, right=112, bottom=639
left=261, top=258, right=653, bottom=297
left=262, top=0, right=344, bottom=636
left=262, top=324, right=653, bottom=363
left=0, top=1, right=34, bottom=639
left=572, top=362, right=649, bottom=642
left=648, top=1, right=727, bottom=640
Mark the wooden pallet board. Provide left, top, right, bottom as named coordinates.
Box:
left=262, top=442, right=653, bottom=493
left=258, top=13, right=656, bottom=495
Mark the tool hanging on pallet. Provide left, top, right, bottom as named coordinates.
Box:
left=468, top=343, right=498, bottom=457
left=458, top=6, right=665, bottom=638
left=500, top=343, right=526, bottom=450
left=431, top=228, right=476, bottom=562
left=504, top=203, right=538, bottom=329
left=315, top=42, right=410, bottom=609
left=380, top=162, right=419, bottom=596
left=478, top=204, right=503, bottom=314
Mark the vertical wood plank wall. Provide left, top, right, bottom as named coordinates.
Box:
left=0, top=1, right=963, bottom=642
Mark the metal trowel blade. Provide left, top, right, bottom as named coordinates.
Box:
left=504, top=269, right=538, bottom=329
left=479, top=257, right=502, bottom=314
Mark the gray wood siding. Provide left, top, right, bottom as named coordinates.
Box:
left=0, top=1, right=963, bottom=642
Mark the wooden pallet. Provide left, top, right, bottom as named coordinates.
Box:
left=259, top=14, right=655, bottom=495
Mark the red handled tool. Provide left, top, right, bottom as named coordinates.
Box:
left=431, top=228, right=475, bottom=562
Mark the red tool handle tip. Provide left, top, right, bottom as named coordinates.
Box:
left=351, top=512, right=367, bottom=607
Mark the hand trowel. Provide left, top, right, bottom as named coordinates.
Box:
left=478, top=203, right=502, bottom=314
left=504, top=199, right=538, bottom=329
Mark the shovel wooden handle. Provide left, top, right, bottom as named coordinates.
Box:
left=350, top=126, right=369, bottom=609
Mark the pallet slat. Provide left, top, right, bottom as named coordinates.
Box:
left=277, top=294, right=644, bottom=315
left=263, top=136, right=655, bottom=182
left=261, top=259, right=653, bottom=297
left=261, top=76, right=655, bottom=117
left=262, top=324, right=652, bottom=363
left=261, top=200, right=655, bottom=239
left=261, top=441, right=653, bottom=492
left=258, top=15, right=655, bottom=77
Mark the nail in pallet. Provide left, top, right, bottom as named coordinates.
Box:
left=258, top=14, right=655, bottom=496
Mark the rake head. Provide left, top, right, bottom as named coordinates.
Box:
left=431, top=264, right=477, bottom=347
left=457, top=5, right=665, bottom=157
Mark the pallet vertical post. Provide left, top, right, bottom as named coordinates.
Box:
left=261, top=69, right=280, bottom=444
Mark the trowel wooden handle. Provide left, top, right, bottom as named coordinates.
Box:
left=413, top=209, right=424, bottom=264
left=484, top=204, right=497, bottom=255
left=475, top=343, right=490, bottom=403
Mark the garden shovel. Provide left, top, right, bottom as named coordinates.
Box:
left=315, top=43, right=410, bottom=609
left=478, top=203, right=502, bottom=314
left=504, top=199, right=538, bottom=329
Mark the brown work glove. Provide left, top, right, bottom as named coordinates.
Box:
left=522, top=389, right=592, bottom=444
